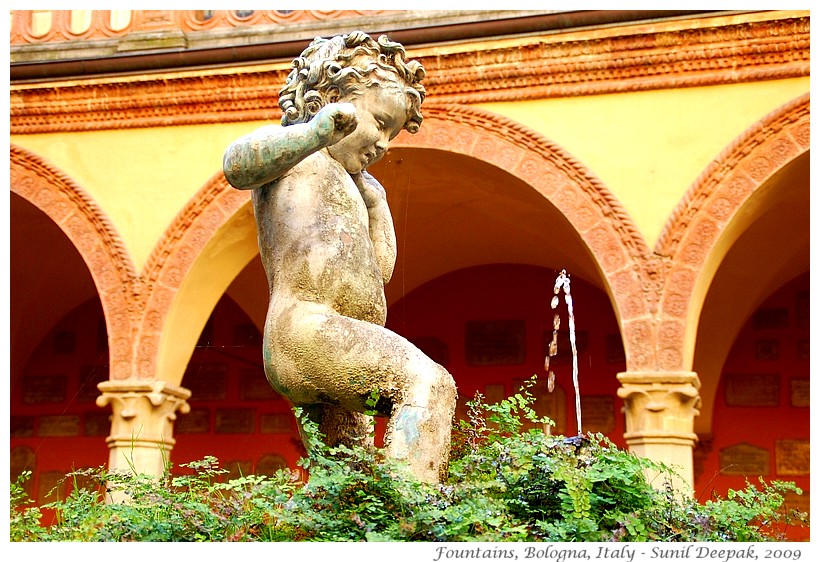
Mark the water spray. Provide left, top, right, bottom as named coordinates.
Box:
left=544, top=269, right=582, bottom=436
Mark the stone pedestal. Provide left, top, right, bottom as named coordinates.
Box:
left=616, top=371, right=701, bottom=494
left=96, top=380, right=191, bottom=480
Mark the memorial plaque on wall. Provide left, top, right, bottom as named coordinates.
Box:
left=10, top=416, right=35, bottom=438
left=260, top=413, right=293, bottom=434
left=775, top=440, right=810, bottom=476
left=543, top=386, right=567, bottom=435
left=10, top=446, right=36, bottom=495
left=797, top=339, right=809, bottom=361
left=38, top=414, right=81, bottom=437
left=240, top=368, right=278, bottom=400
left=754, top=339, right=778, bottom=361
left=790, top=379, right=809, bottom=407
left=72, top=468, right=100, bottom=493
left=466, top=320, right=525, bottom=366
left=783, top=490, right=810, bottom=516
left=23, top=375, right=67, bottom=404
left=77, top=365, right=109, bottom=402
left=225, top=459, right=253, bottom=480
left=185, top=363, right=228, bottom=401
left=257, top=454, right=289, bottom=475
left=84, top=412, right=111, bottom=436
left=796, top=290, right=809, bottom=328
left=484, top=384, right=506, bottom=405
left=38, top=470, right=66, bottom=503
left=719, top=443, right=769, bottom=476
left=514, top=379, right=566, bottom=435
left=411, top=337, right=449, bottom=367
left=175, top=408, right=211, bottom=434
left=724, top=373, right=779, bottom=407
left=752, top=308, right=788, bottom=330
left=215, top=408, right=255, bottom=434
left=580, top=395, right=615, bottom=434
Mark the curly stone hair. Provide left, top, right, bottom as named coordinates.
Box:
left=279, top=30, right=426, bottom=133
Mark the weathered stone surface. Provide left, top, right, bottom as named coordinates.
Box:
left=223, top=31, right=456, bottom=482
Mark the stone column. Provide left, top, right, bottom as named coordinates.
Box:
left=616, top=371, right=701, bottom=493
left=96, top=380, right=191, bottom=478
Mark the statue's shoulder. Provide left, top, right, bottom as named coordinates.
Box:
left=279, top=148, right=345, bottom=182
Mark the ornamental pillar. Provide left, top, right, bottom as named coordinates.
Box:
left=96, top=380, right=191, bottom=479
left=616, top=371, right=701, bottom=494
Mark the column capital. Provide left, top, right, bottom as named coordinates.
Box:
left=616, top=370, right=701, bottom=439
left=96, top=380, right=191, bottom=476
left=616, top=370, right=702, bottom=492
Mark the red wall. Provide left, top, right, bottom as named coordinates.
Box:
left=693, top=272, right=810, bottom=540
left=11, top=265, right=809, bottom=540
left=10, top=298, right=112, bottom=504
left=386, top=264, right=627, bottom=443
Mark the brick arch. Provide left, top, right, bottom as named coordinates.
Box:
left=9, top=144, right=139, bottom=380
left=137, top=171, right=253, bottom=384
left=394, top=104, right=660, bottom=370
left=654, top=93, right=810, bottom=371
left=136, top=104, right=667, bottom=381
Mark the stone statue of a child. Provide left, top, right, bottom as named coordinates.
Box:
left=223, top=31, right=457, bottom=483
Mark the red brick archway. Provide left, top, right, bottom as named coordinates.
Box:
left=10, top=144, right=138, bottom=380
left=654, top=93, right=810, bottom=371
left=142, top=104, right=662, bottom=383
left=48, top=97, right=807, bottom=386
left=143, top=105, right=659, bottom=384
left=394, top=104, right=660, bottom=371
left=136, top=171, right=251, bottom=382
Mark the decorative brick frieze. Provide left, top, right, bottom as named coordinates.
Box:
left=10, top=14, right=809, bottom=134
left=10, top=10, right=397, bottom=45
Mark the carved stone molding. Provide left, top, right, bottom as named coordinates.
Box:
left=96, top=380, right=191, bottom=476
left=404, top=104, right=650, bottom=262
left=422, top=16, right=809, bottom=102
left=10, top=144, right=139, bottom=380
left=10, top=10, right=399, bottom=45
left=10, top=14, right=809, bottom=134
left=11, top=91, right=809, bottom=399
left=656, top=93, right=810, bottom=257
left=10, top=69, right=289, bottom=134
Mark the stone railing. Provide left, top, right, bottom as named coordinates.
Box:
left=10, top=10, right=395, bottom=45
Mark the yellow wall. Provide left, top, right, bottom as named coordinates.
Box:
left=11, top=121, right=265, bottom=271
left=477, top=77, right=809, bottom=248
left=11, top=76, right=808, bottom=272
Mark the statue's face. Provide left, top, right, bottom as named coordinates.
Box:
left=327, top=81, right=408, bottom=174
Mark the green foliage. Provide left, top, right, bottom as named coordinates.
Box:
left=10, top=380, right=808, bottom=542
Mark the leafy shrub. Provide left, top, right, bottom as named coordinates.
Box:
left=10, top=380, right=808, bottom=542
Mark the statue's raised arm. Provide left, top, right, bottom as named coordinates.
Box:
left=223, top=103, right=357, bottom=190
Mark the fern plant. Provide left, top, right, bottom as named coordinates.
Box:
left=10, top=380, right=808, bottom=542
